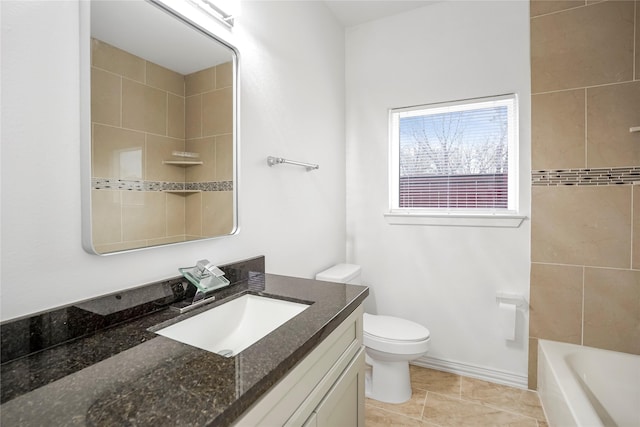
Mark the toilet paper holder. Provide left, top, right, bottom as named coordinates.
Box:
left=496, top=293, right=528, bottom=310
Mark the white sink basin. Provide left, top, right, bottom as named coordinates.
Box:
left=156, top=294, right=310, bottom=356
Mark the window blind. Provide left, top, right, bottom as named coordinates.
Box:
left=393, top=95, right=516, bottom=211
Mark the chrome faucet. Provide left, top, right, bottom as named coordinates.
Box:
left=173, top=259, right=231, bottom=313
left=194, top=259, right=227, bottom=289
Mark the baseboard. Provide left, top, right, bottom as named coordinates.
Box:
left=411, top=355, right=528, bottom=390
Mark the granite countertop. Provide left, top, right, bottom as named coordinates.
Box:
left=0, top=257, right=368, bottom=426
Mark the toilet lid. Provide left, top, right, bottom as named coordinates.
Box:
left=363, top=314, right=430, bottom=342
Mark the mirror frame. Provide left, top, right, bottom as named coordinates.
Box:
left=80, top=0, right=240, bottom=255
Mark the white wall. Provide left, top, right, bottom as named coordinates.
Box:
left=0, top=0, right=346, bottom=321
left=345, top=1, right=532, bottom=385
left=2, top=0, right=533, bottom=385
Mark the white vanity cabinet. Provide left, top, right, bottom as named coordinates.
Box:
left=302, top=349, right=364, bottom=427
left=233, top=305, right=365, bottom=427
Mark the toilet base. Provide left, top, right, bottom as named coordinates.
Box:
left=365, top=355, right=412, bottom=404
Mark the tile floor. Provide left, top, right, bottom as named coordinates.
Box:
left=365, top=365, right=548, bottom=426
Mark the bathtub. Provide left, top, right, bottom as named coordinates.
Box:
left=537, top=340, right=640, bottom=427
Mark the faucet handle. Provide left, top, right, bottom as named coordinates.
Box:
left=196, top=259, right=225, bottom=277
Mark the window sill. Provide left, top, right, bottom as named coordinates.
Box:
left=383, top=212, right=527, bottom=228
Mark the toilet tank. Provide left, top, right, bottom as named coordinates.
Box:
left=315, top=264, right=361, bottom=284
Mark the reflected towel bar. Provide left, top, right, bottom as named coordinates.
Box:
left=630, top=126, right=640, bottom=133
left=267, top=156, right=319, bottom=171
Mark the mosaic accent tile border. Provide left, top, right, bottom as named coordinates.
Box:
left=92, top=178, right=233, bottom=191
left=186, top=181, right=234, bottom=191
left=532, top=167, right=640, bottom=186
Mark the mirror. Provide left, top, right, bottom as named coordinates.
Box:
left=81, top=0, right=238, bottom=255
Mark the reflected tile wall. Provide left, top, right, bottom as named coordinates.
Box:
left=202, top=191, right=234, bottom=237
left=215, top=134, right=234, bottom=182
left=184, top=62, right=234, bottom=240
left=91, top=39, right=233, bottom=253
left=529, top=0, right=640, bottom=390
left=185, top=193, right=203, bottom=238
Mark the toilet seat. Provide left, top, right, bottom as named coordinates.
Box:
left=364, top=313, right=430, bottom=342
left=363, top=313, right=430, bottom=355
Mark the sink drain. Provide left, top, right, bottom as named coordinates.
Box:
left=217, top=349, right=234, bottom=357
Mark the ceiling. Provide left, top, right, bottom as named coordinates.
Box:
left=90, top=1, right=438, bottom=74
left=323, top=0, right=438, bottom=27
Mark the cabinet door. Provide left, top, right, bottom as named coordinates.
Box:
left=315, top=349, right=365, bottom=427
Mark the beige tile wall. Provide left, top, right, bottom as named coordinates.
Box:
left=184, top=62, right=234, bottom=238
left=90, top=39, right=234, bottom=253
left=528, top=0, right=640, bottom=389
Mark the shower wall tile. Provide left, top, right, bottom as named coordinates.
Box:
left=146, top=62, right=184, bottom=96
left=185, top=95, right=202, bottom=139
left=91, top=67, right=121, bottom=127
left=529, top=0, right=639, bottom=389
left=531, top=89, right=585, bottom=170
left=634, top=185, right=640, bottom=270
left=531, top=185, right=632, bottom=268
left=586, top=81, right=640, bottom=167
left=529, top=263, right=583, bottom=344
left=530, top=0, right=584, bottom=17
left=202, top=87, right=233, bottom=136
left=216, top=62, right=233, bottom=89
left=583, top=267, right=640, bottom=354
left=527, top=338, right=538, bottom=390
left=145, top=134, right=186, bottom=182
left=215, top=134, right=234, bottom=181
left=122, top=79, right=167, bottom=135
left=186, top=68, right=215, bottom=96
left=531, top=0, right=634, bottom=93
left=168, top=93, right=185, bottom=139
left=91, top=39, right=145, bottom=83
left=637, top=0, right=640, bottom=81
left=92, top=124, right=145, bottom=180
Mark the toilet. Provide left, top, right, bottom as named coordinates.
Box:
left=315, top=264, right=430, bottom=404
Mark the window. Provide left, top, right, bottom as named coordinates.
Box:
left=389, top=94, right=519, bottom=218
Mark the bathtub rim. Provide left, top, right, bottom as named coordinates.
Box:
left=537, top=339, right=603, bottom=427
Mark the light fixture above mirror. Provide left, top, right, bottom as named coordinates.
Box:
left=188, top=0, right=241, bottom=27
left=80, top=0, right=239, bottom=255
